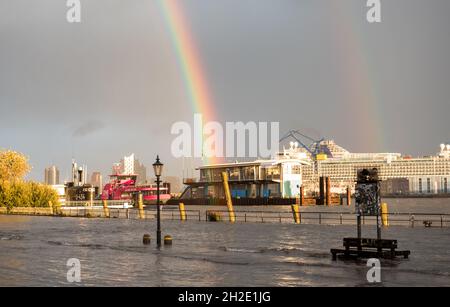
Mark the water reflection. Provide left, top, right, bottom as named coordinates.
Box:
left=0, top=213, right=450, bottom=286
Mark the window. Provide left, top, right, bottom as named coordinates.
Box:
left=265, top=166, right=280, bottom=180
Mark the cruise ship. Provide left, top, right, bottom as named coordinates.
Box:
left=173, top=141, right=450, bottom=206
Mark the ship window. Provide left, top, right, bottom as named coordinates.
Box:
left=228, top=168, right=240, bottom=181
left=241, top=167, right=255, bottom=180
left=265, top=166, right=280, bottom=180
left=291, top=165, right=301, bottom=174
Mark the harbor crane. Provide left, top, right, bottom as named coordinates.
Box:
left=279, top=129, right=327, bottom=159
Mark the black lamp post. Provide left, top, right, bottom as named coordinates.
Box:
left=153, top=155, right=164, bottom=247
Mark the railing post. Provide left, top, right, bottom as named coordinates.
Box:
left=410, top=215, right=415, bottom=228
left=441, top=215, right=443, bottom=228
left=340, top=214, right=343, bottom=225
left=319, top=213, right=322, bottom=225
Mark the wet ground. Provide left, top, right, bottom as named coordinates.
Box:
left=1, top=213, right=449, bottom=286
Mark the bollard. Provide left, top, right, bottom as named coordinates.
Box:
left=164, top=235, right=173, bottom=245
left=410, top=215, right=415, bottom=228
left=143, top=234, right=151, bottom=245
left=300, top=186, right=304, bottom=206
left=179, top=202, right=187, bottom=221
left=103, top=200, right=110, bottom=218
left=326, top=177, right=331, bottom=206
left=381, top=203, right=389, bottom=227
left=48, top=201, right=54, bottom=216
left=346, top=187, right=351, bottom=206
left=291, top=204, right=301, bottom=224
left=138, top=193, right=145, bottom=219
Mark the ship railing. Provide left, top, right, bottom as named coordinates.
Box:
left=62, top=200, right=134, bottom=208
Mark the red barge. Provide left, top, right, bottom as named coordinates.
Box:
left=101, top=174, right=171, bottom=205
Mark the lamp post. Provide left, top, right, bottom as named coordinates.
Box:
left=153, top=155, right=164, bottom=247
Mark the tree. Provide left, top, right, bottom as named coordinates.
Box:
left=0, top=149, right=31, bottom=182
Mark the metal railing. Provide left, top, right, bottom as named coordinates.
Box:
left=5, top=203, right=449, bottom=227
left=62, top=200, right=133, bottom=208
left=201, top=210, right=450, bottom=227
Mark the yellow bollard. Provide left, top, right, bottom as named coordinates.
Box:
left=48, top=201, right=54, bottom=215
left=138, top=193, right=145, bottom=219
left=221, top=172, right=236, bottom=223
left=164, top=235, right=173, bottom=245
left=291, top=204, right=301, bottom=224
left=381, top=202, right=389, bottom=226
left=103, top=200, right=110, bottom=218
left=346, top=187, right=351, bottom=206
left=179, top=202, right=187, bottom=221
left=143, top=234, right=151, bottom=245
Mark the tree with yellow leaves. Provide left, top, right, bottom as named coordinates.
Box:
left=0, top=150, right=58, bottom=210
left=0, top=149, right=31, bottom=182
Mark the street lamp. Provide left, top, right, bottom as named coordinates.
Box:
left=153, top=155, right=164, bottom=247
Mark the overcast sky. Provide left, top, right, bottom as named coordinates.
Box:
left=1, top=0, right=450, bottom=181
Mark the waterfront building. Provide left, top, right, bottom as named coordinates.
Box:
left=90, top=172, right=103, bottom=194
left=180, top=145, right=309, bottom=202
left=112, top=154, right=147, bottom=184
left=179, top=141, right=450, bottom=203
left=44, top=165, right=60, bottom=185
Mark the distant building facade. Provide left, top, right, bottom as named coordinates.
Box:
left=44, top=166, right=60, bottom=185
left=178, top=141, right=450, bottom=203
left=112, top=153, right=147, bottom=184
left=90, top=172, right=103, bottom=194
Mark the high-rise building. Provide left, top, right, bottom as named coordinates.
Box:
left=112, top=154, right=147, bottom=184
left=90, top=172, right=103, bottom=194
left=71, top=160, right=87, bottom=186
left=44, top=165, right=60, bottom=185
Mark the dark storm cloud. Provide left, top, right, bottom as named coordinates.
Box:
left=72, top=120, right=105, bottom=137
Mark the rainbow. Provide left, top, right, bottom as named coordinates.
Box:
left=330, top=2, right=386, bottom=152
left=158, top=0, right=220, bottom=164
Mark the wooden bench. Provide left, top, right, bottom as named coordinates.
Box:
left=331, top=237, right=410, bottom=260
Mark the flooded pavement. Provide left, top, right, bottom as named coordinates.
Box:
left=0, top=212, right=450, bottom=287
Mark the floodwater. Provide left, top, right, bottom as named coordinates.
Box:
left=1, top=199, right=450, bottom=287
